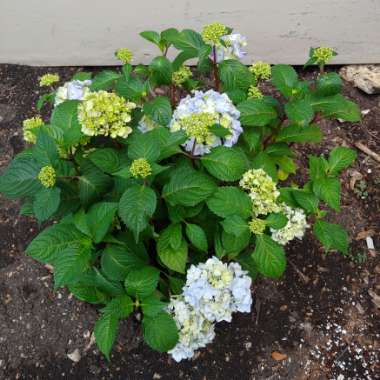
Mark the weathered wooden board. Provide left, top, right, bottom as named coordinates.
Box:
left=0, top=0, right=379, bottom=66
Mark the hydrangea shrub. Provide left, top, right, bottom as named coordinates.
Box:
left=0, top=24, right=361, bottom=361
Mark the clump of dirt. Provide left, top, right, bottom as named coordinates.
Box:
left=0, top=64, right=379, bottom=380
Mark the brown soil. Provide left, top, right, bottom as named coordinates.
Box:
left=0, top=64, right=379, bottom=380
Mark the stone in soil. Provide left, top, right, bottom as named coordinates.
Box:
left=340, top=65, right=380, bottom=95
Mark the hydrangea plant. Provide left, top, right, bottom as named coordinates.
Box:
left=0, top=23, right=361, bottom=361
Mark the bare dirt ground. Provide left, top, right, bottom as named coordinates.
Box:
left=0, top=64, right=379, bottom=380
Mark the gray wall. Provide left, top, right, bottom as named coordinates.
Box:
left=0, top=0, right=379, bottom=66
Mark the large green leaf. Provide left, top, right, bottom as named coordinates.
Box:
left=238, top=98, right=278, bottom=127
left=142, top=312, right=179, bottom=353
left=328, top=147, right=357, bottom=175
left=271, top=64, right=298, bottom=97
left=313, top=177, right=340, bottom=211
left=163, top=170, right=216, bottom=207
left=33, top=187, right=61, bottom=222
left=94, top=313, right=119, bottom=360
left=219, top=59, right=252, bottom=91
left=141, top=295, right=168, bottom=317
left=172, top=29, right=205, bottom=51
left=100, top=295, right=134, bottom=319
left=221, top=229, right=250, bottom=256
left=0, top=156, right=42, bottom=199
left=292, top=189, right=319, bottom=213
left=125, top=266, right=160, bottom=299
left=315, top=72, right=342, bottom=96
left=221, top=215, right=249, bottom=237
left=252, top=234, right=286, bottom=278
left=88, top=148, right=122, bottom=174
left=276, top=124, right=322, bottom=143
left=313, top=220, right=348, bottom=254
left=149, top=56, right=173, bottom=85
left=143, top=96, right=172, bottom=127
left=207, top=186, right=252, bottom=219
left=127, top=131, right=161, bottom=162
left=201, top=146, right=247, bottom=181
left=118, top=185, right=157, bottom=241
left=285, top=99, right=314, bottom=127
left=90, top=70, right=121, bottom=91
left=101, top=244, right=148, bottom=281
left=185, top=223, right=208, bottom=252
left=87, top=202, right=118, bottom=243
left=26, top=223, right=90, bottom=263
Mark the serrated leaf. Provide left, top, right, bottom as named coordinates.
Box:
left=118, top=185, right=157, bottom=242
left=328, top=147, right=357, bottom=175
left=125, top=266, right=160, bottom=299
left=276, top=124, right=322, bottom=143
left=265, top=213, right=288, bottom=230
left=271, top=64, right=298, bottom=97
left=222, top=229, right=250, bottom=256
left=207, top=186, right=252, bottom=219
left=221, top=215, right=249, bottom=237
left=185, top=223, right=208, bottom=252
left=313, top=220, right=348, bottom=254
left=238, top=98, right=278, bottom=127
left=163, top=170, right=216, bottom=207
left=87, top=202, right=118, bottom=243
left=33, top=187, right=61, bottom=222
left=315, top=72, right=342, bottom=96
left=94, top=313, right=119, bottom=360
left=252, top=234, right=286, bottom=278
left=219, top=59, right=252, bottom=91
left=141, top=295, right=168, bottom=317
left=149, top=56, right=173, bottom=85
left=292, top=190, right=319, bottom=213
left=167, top=223, right=182, bottom=250
left=88, top=148, right=122, bottom=174
left=140, top=30, right=161, bottom=45
left=142, top=312, right=179, bottom=353
left=90, top=70, right=121, bottom=91
left=127, top=130, right=161, bottom=162
left=313, top=177, right=341, bottom=211
left=309, top=155, right=329, bottom=180
left=143, top=96, right=172, bottom=127
left=100, top=295, right=134, bottom=319
left=201, top=146, right=247, bottom=181
left=285, top=99, right=314, bottom=127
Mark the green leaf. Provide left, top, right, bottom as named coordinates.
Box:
left=125, top=266, right=160, bottom=299
left=251, top=152, right=278, bottom=181
left=167, top=223, right=182, bottom=250
left=292, top=190, right=319, bottom=213
left=238, top=98, right=278, bottom=127
left=309, top=155, right=329, bottom=180
left=276, top=124, right=322, bottom=143
left=149, top=56, right=173, bottom=85
left=115, top=76, right=147, bottom=102
left=207, top=186, right=252, bottom=219
left=209, top=123, right=231, bottom=138
left=143, top=96, right=172, bottom=127
left=34, top=128, right=59, bottom=166
left=221, top=229, right=250, bottom=256
left=141, top=295, right=168, bottom=317
left=26, top=223, right=90, bottom=263
left=101, top=244, right=148, bottom=281
left=172, top=29, right=205, bottom=51
left=185, top=223, right=208, bottom=252
left=68, top=283, right=107, bottom=304
left=33, top=187, right=61, bottom=222
left=53, top=244, right=92, bottom=288
left=243, top=129, right=261, bottom=152
left=72, top=71, right=92, bottom=81
left=51, top=100, right=82, bottom=147
left=118, top=185, right=157, bottom=242
left=285, top=99, right=314, bottom=127
left=0, top=156, right=42, bottom=199
left=127, top=131, right=160, bottom=162
left=100, top=295, right=134, bottom=319
left=313, top=177, right=341, bottom=211
left=157, top=227, right=188, bottom=273
left=221, top=215, right=249, bottom=237
left=313, top=220, right=348, bottom=254
left=140, top=30, right=161, bottom=45
left=90, top=70, right=121, bottom=91
left=142, top=312, right=179, bottom=353
left=87, top=202, right=118, bottom=243
left=310, top=94, right=361, bottom=122
left=73, top=208, right=91, bottom=236
left=328, top=147, right=357, bottom=175
left=271, top=64, right=298, bottom=97
left=252, top=234, right=286, bottom=278
left=265, top=213, right=288, bottom=230
left=315, top=72, right=342, bottom=96
left=94, top=313, right=119, bottom=360
left=79, top=161, right=112, bottom=207
left=219, top=59, right=252, bottom=91
left=201, top=146, right=247, bottom=181
left=88, top=148, right=122, bottom=174
left=163, top=170, right=216, bottom=207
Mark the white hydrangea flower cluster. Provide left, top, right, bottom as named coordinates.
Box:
left=170, top=90, right=242, bottom=156
left=215, top=33, right=248, bottom=63
left=55, top=80, right=92, bottom=106
left=168, top=257, right=252, bottom=362
left=271, top=204, right=309, bottom=245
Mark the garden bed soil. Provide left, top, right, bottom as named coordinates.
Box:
left=0, top=64, right=379, bottom=380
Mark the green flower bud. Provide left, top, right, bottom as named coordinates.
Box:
left=172, top=66, right=192, bottom=86
left=39, top=73, right=60, bottom=87
left=247, top=85, right=263, bottom=99
left=115, top=48, right=133, bottom=64
left=130, top=158, right=152, bottom=179
left=22, top=116, right=44, bottom=144
left=201, top=23, right=228, bottom=45
left=249, top=61, right=271, bottom=80
left=313, top=47, right=334, bottom=65
left=38, top=166, right=56, bottom=188
left=248, top=218, right=266, bottom=235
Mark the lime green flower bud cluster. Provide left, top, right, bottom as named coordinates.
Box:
left=78, top=91, right=136, bottom=139
left=38, top=166, right=56, bottom=188
left=115, top=48, right=133, bottom=64
left=130, top=158, right=152, bottom=179
left=175, top=112, right=217, bottom=145
left=248, top=218, right=266, bottom=235
left=22, top=116, right=44, bottom=144
left=249, top=61, right=271, bottom=80
left=39, top=73, right=60, bottom=87
left=247, top=85, right=263, bottom=99
left=239, top=168, right=280, bottom=216
left=172, top=66, right=192, bottom=86
left=312, top=46, right=334, bottom=65
left=201, top=23, right=228, bottom=45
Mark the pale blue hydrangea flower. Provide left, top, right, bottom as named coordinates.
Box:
left=215, top=33, right=248, bottom=63
left=55, top=80, right=92, bottom=106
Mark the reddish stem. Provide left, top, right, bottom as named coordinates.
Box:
left=212, top=46, right=220, bottom=91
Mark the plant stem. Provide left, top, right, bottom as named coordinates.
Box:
left=212, top=46, right=220, bottom=91
left=59, top=175, right=79, bottom=180
left=170, top=84, right=176, bottom=107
